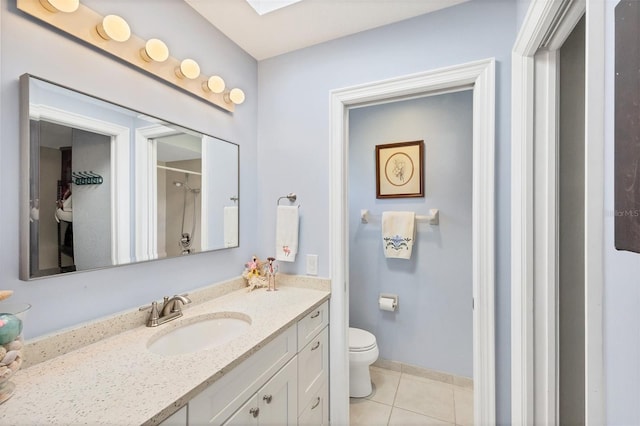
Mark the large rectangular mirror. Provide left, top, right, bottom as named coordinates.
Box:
left=20, top=74, right=239, bottom=280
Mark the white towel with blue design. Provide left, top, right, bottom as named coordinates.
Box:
left=382, top=211, right=415, bottom=259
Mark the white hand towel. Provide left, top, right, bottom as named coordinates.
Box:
left=276, top=205, right=299, bottom=262
left=223, top=206, right=238, bottom=248
left=382, top=211, right=416, bottom=259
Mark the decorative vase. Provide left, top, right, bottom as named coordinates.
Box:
left=0, top=303, right=30, bottom=404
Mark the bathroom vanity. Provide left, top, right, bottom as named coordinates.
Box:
left=182, top=299, right=329, bottom=426
left=0, top=279, right=330, bottom=425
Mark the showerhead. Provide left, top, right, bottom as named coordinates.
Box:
left=173, top=181, right=200, bottom=193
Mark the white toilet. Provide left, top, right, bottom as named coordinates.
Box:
left=348, top=327, right=379, bottom=398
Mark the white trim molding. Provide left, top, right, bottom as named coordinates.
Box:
left=583, top=1, right=605, bottom=423
left=134, top=125, right=173, bottom=262
left=330, top=58, right=496, bottom=426
left=511, top=0, right=604, bottom=424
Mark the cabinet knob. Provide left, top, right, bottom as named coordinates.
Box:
left=310, top=310, right=320, bottom=319
left=250, top=407, right=259, bottom=418
left=263, top=394, right=273, bottom=404
left=311, top=341, right=321, bottom=351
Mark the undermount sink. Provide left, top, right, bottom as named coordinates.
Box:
left=147, top=312, right=252, bottom=356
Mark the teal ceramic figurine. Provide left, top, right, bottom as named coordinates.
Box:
left=0, top=314, right=22, bottom=346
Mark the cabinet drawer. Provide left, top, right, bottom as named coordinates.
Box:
left=297, top=326, right=328, bottom=414
left=298, top=381, right=328, bottom=426
left=297, top=301, right=329, bottom=351
left=189, top=324, right=297, bottom=425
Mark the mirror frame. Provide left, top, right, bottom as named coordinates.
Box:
left=19, top=74, right=240, bottom=280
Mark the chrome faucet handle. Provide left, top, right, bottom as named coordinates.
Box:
left=145, top=301, right=160, bottom=327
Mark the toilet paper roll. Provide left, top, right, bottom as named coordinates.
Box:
left=379, top=297, right=396, bottom=312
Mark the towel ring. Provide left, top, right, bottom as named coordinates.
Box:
left=277, top=193, right=297, bottom=206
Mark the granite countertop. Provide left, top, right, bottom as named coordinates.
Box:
left=0, top=284, right=330, bottom=425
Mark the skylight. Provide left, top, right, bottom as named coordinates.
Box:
left=245, top=0, right=303, bottom=16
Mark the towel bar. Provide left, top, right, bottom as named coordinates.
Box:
left=360, top=209, right=439, bottom=225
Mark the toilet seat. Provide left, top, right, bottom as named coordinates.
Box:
left=349, top=327, right=377, bottom=352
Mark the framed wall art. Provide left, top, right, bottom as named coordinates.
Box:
left=375, top=140, right=424, bottom=199
left=615, top=0, right=640, bottom=253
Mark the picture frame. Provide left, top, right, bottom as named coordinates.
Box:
left=375, top=140, right=424, bottom=199
left=614, top=0, right=640, bottom=253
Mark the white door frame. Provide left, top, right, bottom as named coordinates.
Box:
left=25, top=103, right=131, bottom=272
left=135, top=125, right=173, bottom=262
left=329, top=58, right=496, bottom=425
left=136, top=126, right=210, bottom=261
left=510, top=0, right=605, bottom=424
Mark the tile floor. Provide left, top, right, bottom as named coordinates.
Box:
left=349, top=366, right=474, bottom=426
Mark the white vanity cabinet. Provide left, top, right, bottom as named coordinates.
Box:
left=184, top=300, right=329, bottom=426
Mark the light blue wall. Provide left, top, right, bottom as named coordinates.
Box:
left=604, top=0, right=640, bottom=424
left=0, top=0, right=258, bottom=338
left=257, top=1, right=516, bottom=422
left=348, top=91, right=474, bottom=378
left=516, top=0, right=533, bottom=31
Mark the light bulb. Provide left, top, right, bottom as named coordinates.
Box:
left=225, top=88, right=245, bottom=105
left=175, top=59, right=200, bottom=80
left=202, top=76, right=225, bottom=94
left=39, top=0, right=79, bottom=13
left=96, top=15, right=131, bottom=42
left=140, top=39, right=169, bottom=62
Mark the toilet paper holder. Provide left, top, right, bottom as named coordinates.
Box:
left=379, top=293, right=398, bottom=311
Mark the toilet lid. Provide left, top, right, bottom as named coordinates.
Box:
left=349, top=327, right=377, bottom=352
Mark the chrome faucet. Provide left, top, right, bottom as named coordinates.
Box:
left=141, top=294, right=192, bottom=327
left=161, top=294, right=191, bottom=317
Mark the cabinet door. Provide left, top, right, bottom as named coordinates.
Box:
left=258, top=357, right=298, bottom=426
left=222, top=396, right=259, bottom=426
left=298, top=326, right=329, bottom=413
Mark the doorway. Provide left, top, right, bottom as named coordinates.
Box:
left=27, top=114, right=130, bottom=277
left=510, top=0, right=604, bottom=423
left=329, top=58, right=496, bottom=425
left=347, top=91, right=474, bottom=424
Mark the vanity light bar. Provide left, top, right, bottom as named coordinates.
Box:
left=17, top=0, right=245, bottom=112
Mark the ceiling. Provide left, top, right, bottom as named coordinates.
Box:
left=185, top=0, right=468, bottom=60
